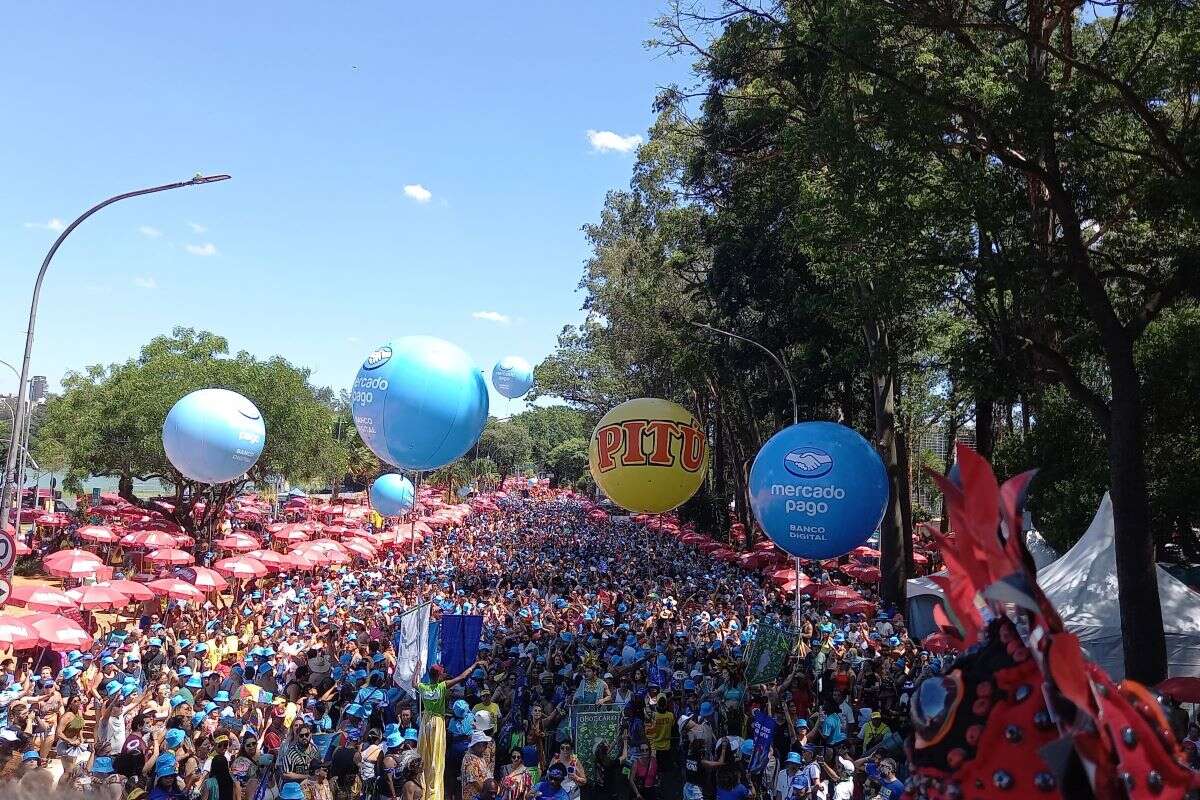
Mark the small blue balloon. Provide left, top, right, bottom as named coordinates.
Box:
left=351, top=336, right=489, bottom=471
left=370, top=474, right=414, bottom=517
left=162, top=389, right=266, bottom=484
left=749, top=421, right=888, bottom=559
left=491, top=356, right=533, bottom=399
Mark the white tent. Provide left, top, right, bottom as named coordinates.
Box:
left=906, top=528, right=1058, bottom=639
left=1037, top=494, right=1200, bottom=680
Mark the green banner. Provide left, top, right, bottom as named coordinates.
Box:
left=572, top=703, right=622, bottom=774
left=744, top=623, right=797, bottom=686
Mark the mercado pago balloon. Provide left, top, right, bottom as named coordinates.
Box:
left=162, top=388, right=266, bottom=484
left=749, top=421, right=888, bottom=559
left=491, top=356, right=533, bottom=399
left=370, top=473, right=415, bottom=517
left=351, top=336, right=489, bottom=471
left=588, top=398, right=707, bottom=514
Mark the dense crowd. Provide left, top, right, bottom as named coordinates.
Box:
left=0, top=496, right=1064, bottom=800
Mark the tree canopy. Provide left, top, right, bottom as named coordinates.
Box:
left=35, top=328, right=346, bottom=535
left=533, top=0, right=1200, bottom=683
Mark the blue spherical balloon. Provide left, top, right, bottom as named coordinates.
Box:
left=162, top=389, right=266, bottom=484
left=370, top=474, right=415, bottom=517
left=749, top=421, right=888, bottom=559
left=351, top=336, right=489, bottom=470
left=491, top=356, right=533, bottom=399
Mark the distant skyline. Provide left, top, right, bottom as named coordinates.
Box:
left=0, top=2, right=692, bottom=413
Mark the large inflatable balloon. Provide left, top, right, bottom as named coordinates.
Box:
left=491, top=356, right=533, bottom=399
left=588, top=398, right=707, bottom=513
left=351, top=336, right=489, bottom=471
left=370, top=474, right=415, bottom=517
left=162, top=388, right=266, bottom=484
left=749, top=421, right=888, bottom=559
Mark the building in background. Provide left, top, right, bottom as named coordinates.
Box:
left=28, top=375, right=47, bottom=404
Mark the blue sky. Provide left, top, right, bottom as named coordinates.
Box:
left=0, top=2, right=692, bottom=413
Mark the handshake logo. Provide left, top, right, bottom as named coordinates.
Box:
left=784, top=447, right=833, bottom=478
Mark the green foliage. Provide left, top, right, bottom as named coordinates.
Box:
left=35, top=327, right=346, bottom=533
left=475, top=418, right=533, bottom=483
left=509, top=405, right=591, bottom=468
left=546, top=437, right=590, bottom=487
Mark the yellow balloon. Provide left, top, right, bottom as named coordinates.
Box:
left=588, top=398, right=708, bottom=513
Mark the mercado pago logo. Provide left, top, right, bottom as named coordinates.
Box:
left=593, top=418, right=706, bottom=473
left=363, top=345, right=393, bottom=370
left=773, top=447, right=845, bottom=528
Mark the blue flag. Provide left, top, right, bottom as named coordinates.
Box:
left=749, top=708, right=776, bottom=774
left=439, top=614, right=482, bottom=677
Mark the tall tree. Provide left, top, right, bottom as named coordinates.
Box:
left=36, top=328, right=346, bottom=537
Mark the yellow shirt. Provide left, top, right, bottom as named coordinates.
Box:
left=648, top=710, right=675, bottom=751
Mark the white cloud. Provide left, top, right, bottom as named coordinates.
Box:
left=185, top=243, right=218, bottom=257
left=187, top=221, right=207, bottom=233
left=132, top=275, right=158, bottom=289
left=403, top=184, right=432, bottom=203
left=346, top=336, right=360, bottom=344
left=23, top=218, right=66, bottom=232
left=472, top=310, right=510, bottom=325
left=587, top=129, right=643, bottom=154
left=138, top=225, right=163, bottom=238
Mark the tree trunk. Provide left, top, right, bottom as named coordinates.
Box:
left=975, top=397, right=995, bottom=459
left=1106, top=337, right=1168, bottom=684
left=940, top=414, right=959, bottom=534
left=864, top=313, right=906, bottom=607
left=897, top=425, right=914, bottom=574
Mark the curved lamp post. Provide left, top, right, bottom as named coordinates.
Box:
left=689, top=320, right=806, bottom=625
left=0, top=175, right=231, bottom=571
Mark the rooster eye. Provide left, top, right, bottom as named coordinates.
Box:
left=911, top=671, right=964, bottom=748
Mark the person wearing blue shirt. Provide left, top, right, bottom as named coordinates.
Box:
left=819, top=703, right=846, bottom=746
left=534, top=762, right=570, bottom=800
left=876, top=758, right=905, bottom=799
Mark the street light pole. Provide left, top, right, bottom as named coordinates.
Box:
left=0, top=175, right=231, bottom=567
left=689, top=320, right=803, bottom=626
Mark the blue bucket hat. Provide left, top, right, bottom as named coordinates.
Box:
left=404, top=728, right=419, bottom=742
left=165, top=728, right=186, bottom=749
left=280, top=783, right=305, bottom=800
left=92, top=756, right=115, bottom=774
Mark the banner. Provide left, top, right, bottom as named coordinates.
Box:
left=748, top=708, right=777, bottom=774
left=572, top=704, right=622, bottom=774
left=743, top=624, right=796, bottom=686
left=439, top=614, right=483, bottom=677
left=393, top=603, right=432, bottom=697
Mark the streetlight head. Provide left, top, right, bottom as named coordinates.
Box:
left=189, top=174, right=232, bottom=184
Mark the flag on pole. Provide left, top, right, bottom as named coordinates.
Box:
left=393, top=603, right=432, bottom=696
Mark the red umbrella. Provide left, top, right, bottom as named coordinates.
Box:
left=10, top=585, right=78, bottom=612
left=342, top=540, right=376, bottom=559
left=122, top=530, right=179, bottom=550
left=43, top=552, right=107, bottom=579
left=35, top=513, right=70, bottom=528
left=66, top=584, right=131, bottom=610
left=189, top=566, right=230, bottom=592
left=271, top=524, right=311, bottom=543
left=214, top=534, right=259, bottom=552
left=213, top=557, right=268, bottom=579
left=95, top=579, right=157, bottom=602
left=814, top=585, right=862, bottom=603
left=146, top=578, right=206, bottom=601
left=921, top=631, right=961, bottom=654
left=283, top=551, right=318, bottom=570
left=27, top=613, right=93, bottom=651
left=78, top=525, right=119, bottom=544
left=13, top=539, right=31, bottom=555
left=913, top=551, right=930, bottom=565
left=44, top=548, right=102, bottom=565
left=1157, top=677, right=1200, bottom=704
left=830, top=598, right=876, bottom=616
left=89, top=505, right=123, bottom=517
left=145, top=548, right=194, bottom=566
left=245, top=550, right=291, bottom=571
left=0, top=615, right=38, bottom=649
